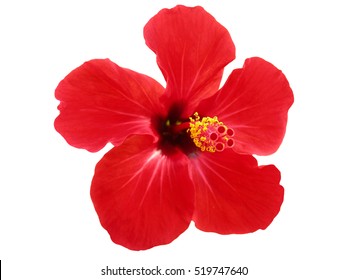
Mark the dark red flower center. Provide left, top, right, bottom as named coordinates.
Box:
left=152, top=104, right=234, bottom=156
left=152, top=104, right=195, bottom=156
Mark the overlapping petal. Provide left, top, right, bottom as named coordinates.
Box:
left=90, top=135, right=194, bottom=250
left=55, top=59, right=164, bottom=152
left=144, top=5, right=235, bottom=114
left=189, top=149, right=284, bottom=234
left=197, top=57, right=294, bottom=155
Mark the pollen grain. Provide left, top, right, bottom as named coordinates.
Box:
left=188, top=112, right=234, bottom=153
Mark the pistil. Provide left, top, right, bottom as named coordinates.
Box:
left=187, top=112, right=234, bottom=152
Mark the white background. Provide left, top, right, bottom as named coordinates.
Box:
left=1, top=0, right=346, bottom=279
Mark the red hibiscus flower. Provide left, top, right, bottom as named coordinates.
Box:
left=54, top=5, right=293, bottom=250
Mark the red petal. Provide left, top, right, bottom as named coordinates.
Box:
left=91, top=135, right=194, bottom=250
left=54, top=59, right=164, bottom=152
left=197, top=57, right=294, bottom=155
left=189, top=149, right=284, bottom=234
left=144, top=5, right=235, bottom=114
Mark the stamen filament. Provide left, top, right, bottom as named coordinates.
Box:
left=171, top=121, right=191, bottom=134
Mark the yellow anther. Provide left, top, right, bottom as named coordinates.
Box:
left=187, top=112, right=234, bottom=153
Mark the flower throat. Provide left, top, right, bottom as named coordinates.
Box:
left=154, top=105, right=234, bottom=155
